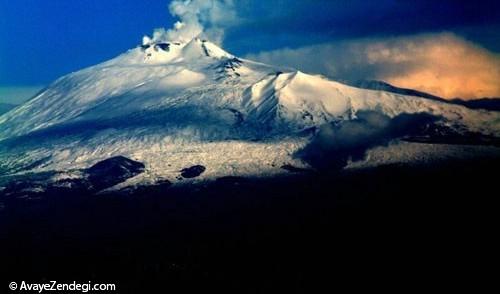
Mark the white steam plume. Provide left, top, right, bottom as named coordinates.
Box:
left=146, top=0, right=238, bottom=45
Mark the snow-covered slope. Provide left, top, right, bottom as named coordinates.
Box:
left=1, top=38, right=499, bottom=188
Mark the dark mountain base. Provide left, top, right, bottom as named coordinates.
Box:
left=0, top=158, right=497, bottom=293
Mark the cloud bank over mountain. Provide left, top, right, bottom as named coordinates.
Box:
left=146, top=1, right=500, bottom=100
left=246, top=33, right=500, bottom=99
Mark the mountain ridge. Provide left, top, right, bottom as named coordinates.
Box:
left=350, top=80, right=500, bottom=111
left=0, top=37, right=499, bottom=191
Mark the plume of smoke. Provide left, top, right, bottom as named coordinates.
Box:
left=297, top=111, right=440, bottom=170
left=147, top=0, right=238, bottom=45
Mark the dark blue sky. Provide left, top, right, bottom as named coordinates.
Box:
left=1, top=0, right=499, bottom=87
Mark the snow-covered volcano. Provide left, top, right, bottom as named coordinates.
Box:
left=1, top=37, right=499, bottom=190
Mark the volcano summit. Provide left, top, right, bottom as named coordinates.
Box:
left=0, top=36, right=499, bottom=193
left=1, top=2, right=500, bottom=291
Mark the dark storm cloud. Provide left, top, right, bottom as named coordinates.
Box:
left=226, top=0, right=500, bottom=53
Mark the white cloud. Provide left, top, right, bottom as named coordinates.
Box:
left=149, top=0, right=239, bottom=45
left=246, top=33, right=500, bottom=99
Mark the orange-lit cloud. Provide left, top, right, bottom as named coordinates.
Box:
left=246, top=33, right=500, bottom=99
